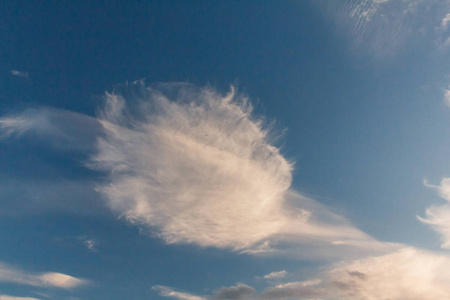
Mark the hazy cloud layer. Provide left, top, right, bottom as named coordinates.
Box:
left=419, top=178, right=450, bottom=249
left=0, top=262, right=87, bottom=289
left=0, top=296, right=40, bottom=300
left=318, top=0, right=450, bottom=56
left=261, top=248, right=450, bottom=299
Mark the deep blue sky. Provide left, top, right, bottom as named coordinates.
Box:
left=1, top=1, right=450, bottom=299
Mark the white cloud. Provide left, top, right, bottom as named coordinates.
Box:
left=418, top=178, right=450, bottom=249
left=263, top=270, right=287, bottom=279
left=0, top=108, right=100, bottom=152
left=87, top=83, right=395, bottom=258
left=212, top=283, right=255, bottom=300
left=0, top=296, right=40, bottom=300
left=153, top=285, right=205, bottom=300
left=261, top=247, right=450, bottom=299
left=0, top=83, right=398, bottom=258
left=441, top=13, right=450, bottom=30
left=0, top=262, right=87, bottom=289
left=444, top=88, right=450, bottom=106
left=11, top=70, right=28, bottom=79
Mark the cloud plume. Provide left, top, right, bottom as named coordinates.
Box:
left=0, top=82, right=395, bottom=257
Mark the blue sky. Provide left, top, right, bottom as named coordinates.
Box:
left=1, top=0, right=450, bottom=299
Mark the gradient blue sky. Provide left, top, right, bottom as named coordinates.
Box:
left=1, top=1, right=450, bottom=299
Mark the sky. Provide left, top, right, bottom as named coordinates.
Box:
left=1, top=0, right=450, bottom=299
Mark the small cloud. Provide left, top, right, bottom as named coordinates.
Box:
left=77, top=236, right=98, bottom=252
left=0, top=261, right=88, bottom=289
left=444, top=88, right=450, bottom=106
left=152, top=285, right=205, bottom=300
left=263, top=270, right=287, bottom=279
left=212, top=283, right=256, bottom=300
left=441, top=13, right=450, bottom=30
left=418, top=178, right=450, bottom=249
left=0, top=296, right=41, bottom=300
left=10, top=70, right=29, bottom=79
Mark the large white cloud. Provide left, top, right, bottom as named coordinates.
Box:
left=88, top=83, right=393, bottom=255
left=260, top=247, right=450, bottom=299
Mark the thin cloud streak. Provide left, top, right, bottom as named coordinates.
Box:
left=0, top=261, right=88, bottom=289
left=153, top=286, right=205, bottom=300
left=0, top=296, right=40, bottom=300
left=419, top=178, right=450, bottom=249
left=10, top=70, right=29, bottom=79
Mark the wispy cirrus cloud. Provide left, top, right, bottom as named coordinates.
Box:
left=0, top=296, right=40, bottom=300
left=318, top=0, right=450, bottom=56
left=10, top=70, right=29, bottom=79
left=261, top=247, right=450, bottom=299
left=263, top=270, right=287, bottom=280
left=153, top=283, right=256, bottom=300
left=88, top=82, right=396, bottom=257
left=152, top=285, right=205, bottom=300
left=212, top=283, right=256, bottom=300
left=0, top=83, right=397, bottom=259
left=418, top=178, right=450, bottom=249
left=0, top=261, right=88, bottom=289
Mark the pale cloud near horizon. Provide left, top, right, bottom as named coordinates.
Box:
left=0, top=296, right=40, bottom=300
left=161, top=247, right=450, bottom=300
left=153, top=285, right=205, bottom=300
left=0, top=261, right=87, bottom=289
left=153, top=283, right=256, bottom=300
left=261, top=247, right=450, bottom=300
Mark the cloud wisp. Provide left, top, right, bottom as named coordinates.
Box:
left=318, top=0, right=450, bottom=57
left=153, top=283, right=255, bottom=300
left=419, top=178, right=450, bottom=249
left=0, top=296, right=40, bottom=300
left=260, top=247, right=450, bottom=300
left=10, top=70, right=29, bottom=79
left=153, top=286, right=205, bottom=300
left=0, top=261, right=87, bottom=289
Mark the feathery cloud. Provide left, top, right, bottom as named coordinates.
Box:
left=318, top=0, right=450, bottom=56
left=212, top=283, right=255, bottom=300
left=261, top=247, right=450, bottom=299
left=0, top=296, right=40, bottom=300
left=0, top=262, right=87, bottom=289
left=419, top=178, right=450, bottom=249
left=10, top=70, right=28, bottom=79
left=153, top=285, right=205, bottom=300
left=263, top=270, right=287, bottom=279
left=0, top=83, right=396, bottom=258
